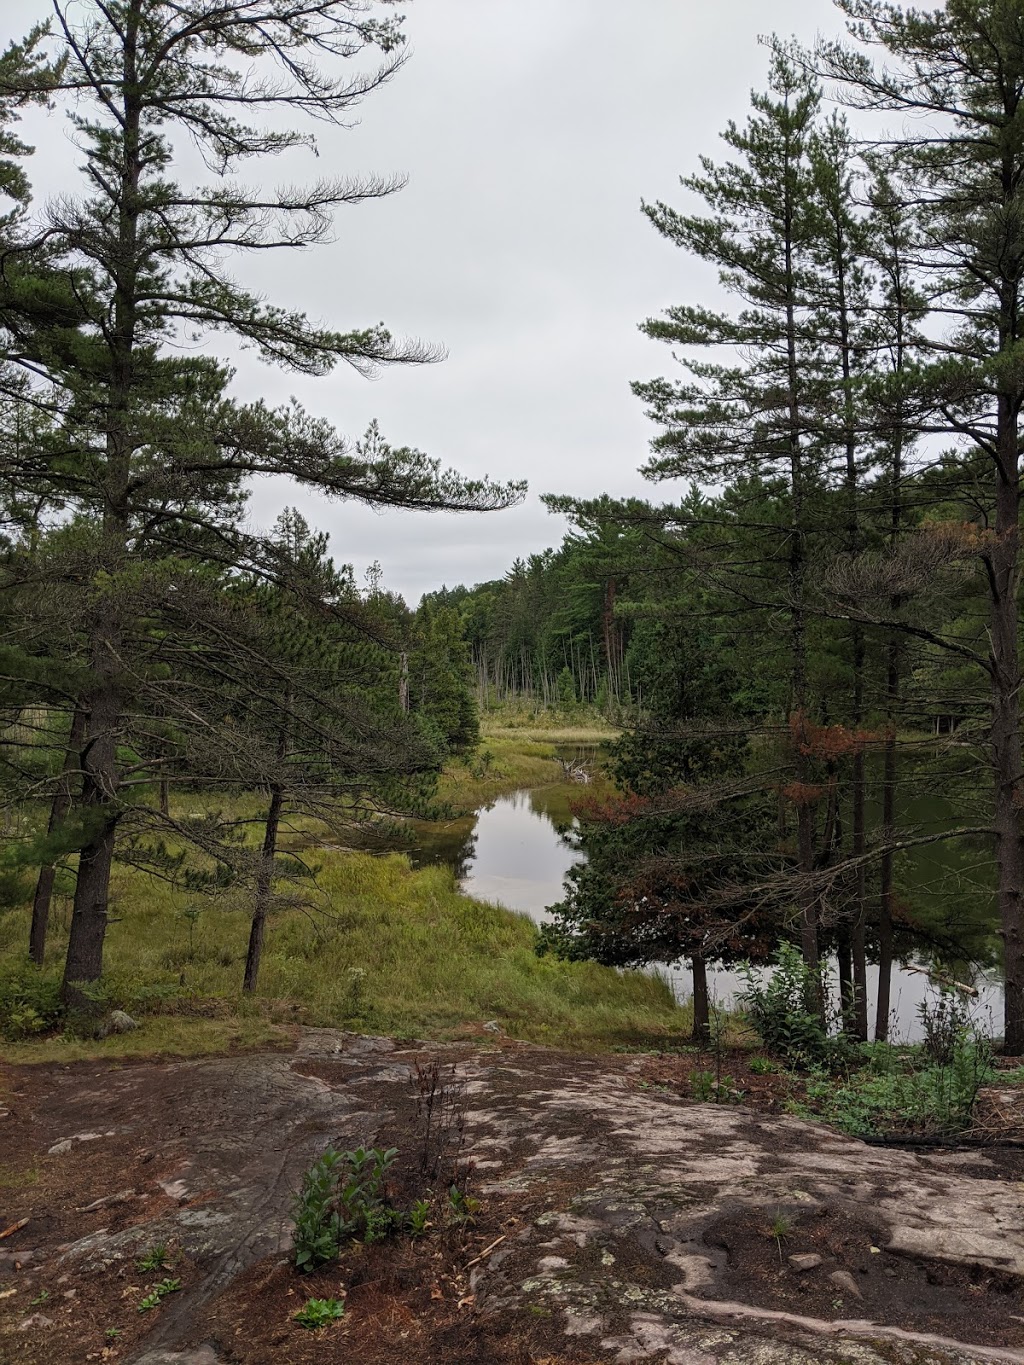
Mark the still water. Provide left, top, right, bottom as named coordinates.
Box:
left=400, top=783, right=1004, bottom=1043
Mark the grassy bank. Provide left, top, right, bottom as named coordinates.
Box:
left=436, top=711, right=619, bottom=811
left=437, top=734, right=566, bottom=810
left=0, top=845, right=686, bottom=1063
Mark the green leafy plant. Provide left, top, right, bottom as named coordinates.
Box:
left=690, top=1069, right=716, bottom=1101
left=292, top=1145, right=399, bottom=1271
left=137, top=1277, right=182, bottom=1312
left=690, top=1068, right=742, bottom=1104
left=447, top=1185, right=480, bottom=1227
left=738, top=943, right=851, bottom=1070
left=292, top=1147, right=347, bottom=1272
left=136, top=1244, right=169, bottom=1272
left=104, top=1327, right=122, bottom=1340
left=0, top=966, right=64, bottom=1041
left=408, top=1198, right=431, bottom=1238
left=294, top=1297, right=345, bottom=1330
left=749, top=1056, right=780, bottom=1075
left=794, top=1040, right=994, bottom=1137
left=29, top=1290, right=49, bottom=1306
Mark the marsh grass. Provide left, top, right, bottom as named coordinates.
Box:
left=0, top=845, right=686, bottom=1063
left=436, top=736, right=565, bottom=811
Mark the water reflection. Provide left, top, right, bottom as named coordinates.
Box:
left=405, top=788, right=580, bottom=920
left=394, top=784, right=1003, bottom=1043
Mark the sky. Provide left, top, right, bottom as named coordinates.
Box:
left=18, top=0, right=838, bottom=603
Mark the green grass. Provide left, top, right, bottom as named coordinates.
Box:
left=0, top=845, right=686, bottom=1063
left=436, top=736, right=566, bottom=811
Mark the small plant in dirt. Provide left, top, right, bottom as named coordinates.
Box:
left=137, top=1278, right=181, bottom=1313
left=339, top=1146, right=398, bottom=1238
left=136, top=1244, right=170, bottom=1272
left=749, top=1056, right=780, bottom=1076
left=104, top=1326, right=123, bottom=1340
left=29, top=1290, right=49, bottom=1306
left=447, top=1185, right=480, bottom=1227
left=294, top=1297, right=345, bottom=1330
left=767, top=1211, right=793, bottom=1257
left=408, top=1198, right=431, bottom=1238
left=292, top=1145, right=398, bottom=1271
left=293, top=1147, right=346, bottom=1271
left=690, top=1069, right=742, bottom=1104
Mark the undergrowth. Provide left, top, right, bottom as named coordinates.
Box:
left=0, top=843, right=684, bottom=1059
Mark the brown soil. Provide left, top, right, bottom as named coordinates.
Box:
left=701, top=1203, right=1023, bottom=1347
left=1, top=1033, right=1022, bottom=1365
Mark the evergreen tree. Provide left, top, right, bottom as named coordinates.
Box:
left=0, top=1, right=522, bottom=1001
left=818, top=0, right=1024, bottom=1051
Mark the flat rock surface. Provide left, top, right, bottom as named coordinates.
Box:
left=0, top=1030, right=1022, bottom=1364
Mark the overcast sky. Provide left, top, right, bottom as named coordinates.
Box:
left=20, top=0, right=839, bottom=603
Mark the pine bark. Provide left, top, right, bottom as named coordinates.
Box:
left=243, top=783, right=284, bottom=994
left=990, top=393, right=1024, bottom=1054
left=691, top=952, right=710, bottom=1045
left=30, top=708, right=87, bottom=965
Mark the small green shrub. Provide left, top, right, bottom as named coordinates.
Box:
left=447, top=1184, right=480, bottom=1227
left=137, top=1278, right=181, bottom=1312
left=794, top=1040, right=994, bottom=1137
left=0, top=964, right=64, bottom=1040
left=292, top=1148, right=347, bottom=1272
left=294, top=1297, right=345, bottom=1330
left=408, top=1198, right=431, bottom=1237
left=689, top=1069, right=742, bottom=1104
left=136, top=1245, right=169, bottom=1272
left=748, top=1056, right=780, bottom=1075
left=292, top=1145, right=399, bottom=1271
left=738, top=943, right=851, bottom=1070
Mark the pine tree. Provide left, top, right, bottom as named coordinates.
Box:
left=633, top=51, right=828, bottom=995
left=0, top=1, right=523, bottom=1001
left=818, top=0, right=1024, bottom=1051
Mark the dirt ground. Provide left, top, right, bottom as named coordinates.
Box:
left=1, top=1031, right=1023, bottom=1365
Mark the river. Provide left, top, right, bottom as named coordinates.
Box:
left=398, top=777, right=1003, bottom=1043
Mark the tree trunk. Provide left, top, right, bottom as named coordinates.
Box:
left=876, top=706, right=898, bottom=1043
left=62, top=616, right=124, bottom=1004
left=243, top=784, right=284, bottom=994
left=62, top=9, right=142, bottom=1003
left=399, top=650, right=410, bottom=713
left=990, top=393, right=1024, bottom=1054
left=30, top=708, right=87, bottom=965
left=691, top=952, right=710, bottom=1046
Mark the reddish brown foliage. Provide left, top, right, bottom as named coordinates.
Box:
left=789, top=712, right=879, bottom=762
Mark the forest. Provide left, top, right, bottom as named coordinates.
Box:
left=4, top=3, right=1024, bottom=1363
left=1, top=0, right=1023, bottom=1055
